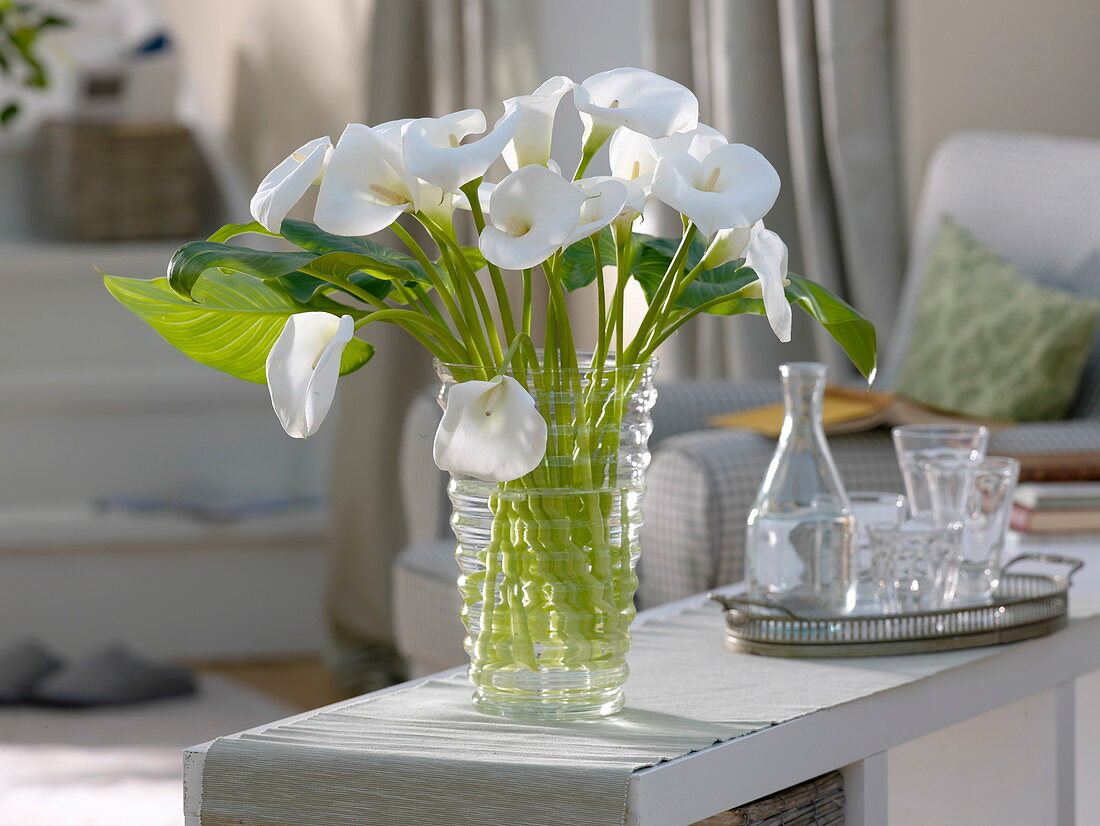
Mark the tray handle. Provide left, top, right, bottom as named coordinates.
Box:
left=1002, top=552, right=1085, bottom=584
left=709, top=592, right=803, bottom=618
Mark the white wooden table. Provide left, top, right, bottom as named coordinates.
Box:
left=185, top=582, right=1100, bottom=826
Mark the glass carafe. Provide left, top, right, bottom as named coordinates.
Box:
left=746, top=362, right=856, bottom=616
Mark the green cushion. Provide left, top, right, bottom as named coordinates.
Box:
left=896, top=218, right=1100, bottom=421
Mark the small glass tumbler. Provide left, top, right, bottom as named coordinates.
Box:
left=849, top=492, right=907, bottom=612
left=936, top=457, right=1020, bottom=603
left=867, top=523, right=961, bottom=613
left=892, top=425, right=988, bottom=521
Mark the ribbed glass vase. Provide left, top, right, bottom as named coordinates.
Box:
left=436, top=355, right=658, bottom=720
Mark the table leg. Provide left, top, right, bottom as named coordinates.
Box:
left=1055, top=679, right=1076, bottom=826
left=842, top=751, right=888, bottom=826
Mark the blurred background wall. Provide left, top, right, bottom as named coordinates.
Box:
left=895, top=0, right=1100, bottom=217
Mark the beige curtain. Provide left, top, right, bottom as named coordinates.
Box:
left=648, top=0, right=906, bottom=380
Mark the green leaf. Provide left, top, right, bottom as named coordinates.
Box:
left=785, top=275, right=877, bottom=381
left=0, top=101, right=17, bottom=124
left=281, top=219, right=430, bottom=285
left=103, top=270, right=374, bottom=384
left=206, top=221, right=276, bottom=244
left=167, top=241, right=316, bottom=299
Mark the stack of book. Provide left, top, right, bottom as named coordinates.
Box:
left=1010, top=482, right=1100, bottom=542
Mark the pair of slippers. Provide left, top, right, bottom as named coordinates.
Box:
left=0, top=640, right=196, bottom=707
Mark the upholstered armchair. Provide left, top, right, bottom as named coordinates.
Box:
left=392, top=131, right=1100, bottom=676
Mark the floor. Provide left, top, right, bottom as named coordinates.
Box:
left=0, top=656, right=341, bottom=826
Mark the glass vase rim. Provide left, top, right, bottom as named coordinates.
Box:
left=434, top=351, right=660, bottom=374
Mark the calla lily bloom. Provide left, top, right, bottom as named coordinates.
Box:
left=314, top=123, right=418, bottom=236
left=744, top=222, right=792, bottom=343
left=266, top=312, right=354, bottom=439
left=503, top=76, right=573, bottom=171
left=315, top=121, right=456, bottom=236
left=609, top=123, right=727, bottom=197
left=698, top=221, right=791, bottom=341
left=698, top=224, right=754, bottom=270
left=573, top=67, right=698, bottom=145
left=651, top=143, right=781, bottom=238
left=404, top=104, right=521, bottom=192
left=434, top=376, right=548, bottom=482
left=563, top=177, right=630, bottom=247
left=478, top=165, right=586, bottom=270
left=250, top=136, right=331, bottom=233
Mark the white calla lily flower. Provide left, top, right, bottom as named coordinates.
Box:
left=698, top=224, right=754, bottom=270
left=574, top=67, right=698, bottom=144
left=434, top=375, right=548, bottom=482
left=608, top=128, right=659, bottom=193
left=266, top=312, right=354, bottom=439
left=478, top=165, right=586, bottom=270
left=610, top=122, right=728, bottom=202
left=563, top=177, right=629, bottom=247
left=744, top=222, right=793, bottom=343
left=404, top=104, right=521, bottom=192
left=250, top=136, right=332, bottom=233
left=651, top=143, right=780, bottom=237
left=314, top=123, right=419, bottom=236
left=698, top=221, right=792, bottom=342
left=659, top=122, right=728, bottom=159
left=503, top=76, right=573, bottom=171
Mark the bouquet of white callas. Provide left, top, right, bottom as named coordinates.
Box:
left=105, top=67, right=875, bottom=719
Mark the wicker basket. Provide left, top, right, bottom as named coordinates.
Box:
left=33, top=120, right=203, bottom=241
left=693, top=772, right=844, bottom=825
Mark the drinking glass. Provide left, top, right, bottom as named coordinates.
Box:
left=891, top=424, right=988, bottom=521
left=867, top=523, right=961, bottom=613
left=849, top=492, right=907, bottom=612
left=927, top=456, right=1020, bottom=603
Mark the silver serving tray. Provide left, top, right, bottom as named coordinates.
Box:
left=711, top=553, right=1083, bottom=658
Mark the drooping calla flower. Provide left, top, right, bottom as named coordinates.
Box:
left=744, top=222, right=792, bottom=343
left=250, top=136, right=332, bottom=233
left=434, top=376, right=548, bottom=482
left=403, top=104, right=521, bottom=192
left=266, top=312, right=354, bottom=439
left=478, top=165, right=586, bottom=270
left=314, top=123, right=419, bottom=236
left=562, top=177, right=629, bottom=247
left=502, top=76, right=573, bottom=171
left=573, top=67, right=698, bottom=145
left=651, top=143, right=781, bottom=237
left=697, top=221, right=791, bottom=341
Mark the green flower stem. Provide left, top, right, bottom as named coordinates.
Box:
left=625, top=225, right=697, bottom=364
left=414, top=216, right=494, bottom=366
left=592, top=235, right=609, bottom=367
left=408, top=283, right=448, bottom=328
left=521, top=269, right=533, bottom=336
left=417, top=213, right=503, bottom=363
left=460, top=179, right=517, bottom=343
left=572, top=130, right=608, bottom=181
left=390, top=222, right=482, bottom=364
left=355, top=309, right=465, bottom=362
left=442, top=241, right=504, bottom=361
